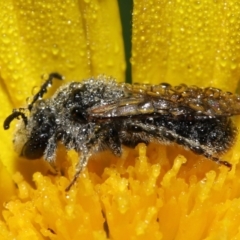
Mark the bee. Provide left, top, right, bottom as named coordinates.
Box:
left=4, top=73, right=239, bottom=190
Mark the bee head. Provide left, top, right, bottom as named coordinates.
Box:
left=9, top=106, right=56, bottom=160
left=4, top=73, right=63, bottom=160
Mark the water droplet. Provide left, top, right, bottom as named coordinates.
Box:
left=2, top=34, right=10, bottom=44
left=231, top=62, right=237, bottom=70
left=107, top=60, right=113, bottom=67
left=26, top=96, right=32, bottom=105
left=41, top=52, right=47, bottom=59
left=51, top=44, right=59, bottom=55
left=32, top=86, right=39, bottom=95
left=220, top=59, right=227, bottom=67
left=66, top=59, right=76, bottom=69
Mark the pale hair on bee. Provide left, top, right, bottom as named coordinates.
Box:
left=4, top=73, right=239, bottom=190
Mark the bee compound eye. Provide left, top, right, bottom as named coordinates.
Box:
left=21, top=141, right=46, bottom=159
left=21, top=134, right=48, bottom=159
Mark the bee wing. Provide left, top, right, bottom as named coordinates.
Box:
left=88, top=83, right=240, bottom=118
left=88, top=97, right=156, bottom=117
left=88, top=95, right=191, bottom=118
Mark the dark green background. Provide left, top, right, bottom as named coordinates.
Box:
left=118, top=0, right=133, bottom=83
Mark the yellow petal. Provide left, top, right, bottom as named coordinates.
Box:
left=0, top=0, right=125, bottom=107
left=132, top=0, right=240, bottom=92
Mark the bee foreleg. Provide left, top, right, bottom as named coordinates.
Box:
left=44, top=134, right=59, bottom=173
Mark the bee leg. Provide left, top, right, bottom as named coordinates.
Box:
left=173, top=135, right=232, bottom=169
left=159, top=129, right=232, bottom=169
left=104, top=126, right=122, bottom=156
left=202, top=154, right=232, bottom=169
left=126, top=122, right=232, bottom=169
left=65, top=126, right=122, bottom=191
left=65, top=147, right=91, bottom=191
left=28, top=73, right=64, bottom=111
left=171, top=134, right=232, bottom=169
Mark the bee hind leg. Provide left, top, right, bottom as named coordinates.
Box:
left=144, top=124, right=233, bottom=170
left=180, top=139, right=232, bottom=169
left=202, top=153, right=232, bottom=169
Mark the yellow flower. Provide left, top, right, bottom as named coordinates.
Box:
left=1, top=0, right=240, bottom=239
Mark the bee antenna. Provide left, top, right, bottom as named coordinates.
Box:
left=28, top=73, right=64, bottom=111
left=3, top=111, right=28, bottom=130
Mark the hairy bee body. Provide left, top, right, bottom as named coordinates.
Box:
left=4, top=73, right=239, bottom=190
